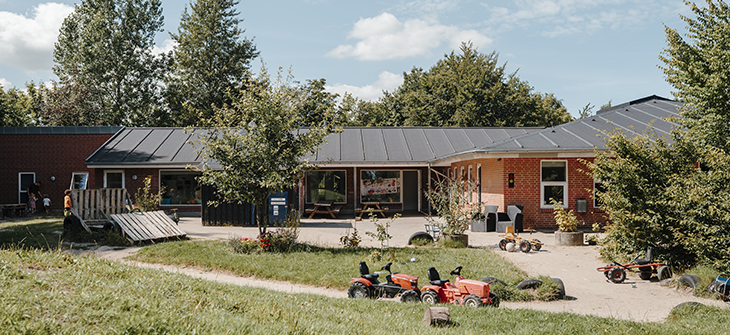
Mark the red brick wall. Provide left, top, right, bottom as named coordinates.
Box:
left=0, top=134, right=113, bottom=209
left=451, top=157, right=608, bottom=230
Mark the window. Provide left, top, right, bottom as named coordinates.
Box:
left=477, top=164, right=482, bottom=204
left=468, top=165, right=473, bottom=203
left=160, top=171, right=202, bottom=205
left=306, top=170, right=346, bottom=203
left=594, top=180, right=607, bottom=208
left=18, top=172, right=35, bottom=204
left=104, top=170, right=124, bottom=188
left=71, top=172, right=88, bottom=190
left=361, top=170, right=401, bottom=203
left=541, top=160, right=567, bottom=208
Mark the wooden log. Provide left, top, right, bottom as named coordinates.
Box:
left=423, top=307, right=449, bottom=326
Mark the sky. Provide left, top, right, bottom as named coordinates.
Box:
left=0, top=0, right=692, bottom=118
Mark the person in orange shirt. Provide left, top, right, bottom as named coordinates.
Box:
left=64, top=190, right=73, bottom=217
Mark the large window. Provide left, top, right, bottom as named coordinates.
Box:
left=361, top=170, right=401, bottom=203
left=541, top=160, right=567, bottom=208
left=71, top=172, right=88, bottom=190
left=160, top=171, right=202, bottom=205
left=306, top=170, right=346, bottom=203
left=104, top=170, right=124, bottom=188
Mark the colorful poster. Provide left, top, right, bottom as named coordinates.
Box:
left=361, top=178, right=400, bottom=196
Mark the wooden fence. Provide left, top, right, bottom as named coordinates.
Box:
left=72, top=188, right=128, bottom=220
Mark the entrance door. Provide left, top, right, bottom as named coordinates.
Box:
left=19, top=172, right=35, bottom=204
left=403, top=171, right=419, bottom=212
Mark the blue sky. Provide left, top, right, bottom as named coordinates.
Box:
left=0, top=0, right=690, bottom=117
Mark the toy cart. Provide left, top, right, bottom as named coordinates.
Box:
left=498, top=226, right=543, bottom=253
left=708, top=275, right=730, bottom=301
left=597, top=247, right=670, bottom=283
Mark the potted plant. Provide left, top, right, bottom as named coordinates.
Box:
left=425, top=177, right=480, bottom=247
left=551, top=199, right=584, bottom=246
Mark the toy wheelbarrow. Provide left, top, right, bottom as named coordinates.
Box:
left=708, top=275, right=730, bottom=301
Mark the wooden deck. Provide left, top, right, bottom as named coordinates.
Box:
left=110, top=210, right=186, bottom=242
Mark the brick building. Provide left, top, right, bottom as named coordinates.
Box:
left=1, top=95, right=681, bottom=229
left=0, top=127, right=121, bottom=211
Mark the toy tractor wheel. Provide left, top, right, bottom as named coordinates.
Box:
left=603, top=263, right=618, bottom=279
left=532, top=239, right=542, bottom=251
left=608, top=267, right=626, bottom=284
left=347, top=282, right=370, bottom=299
left=639, top=266, right=653, bottom=280
left=499, top=239, right=509, bottom=250
left=400, top=290, right=420, bottom=303
left=421, top=290, right=439, bottom=304
left=519, top=240, right=532, bottom=253
left=487, top=291, right=500, bottom=307
left=463, top=294, right=482, bottom=307
left=657, top=265, right=672, bottom=281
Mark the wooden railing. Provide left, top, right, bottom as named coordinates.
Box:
left=72, top=188, right=128, bottom=220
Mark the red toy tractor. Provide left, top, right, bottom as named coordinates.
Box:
left=420, top=266, right=499, bottom=307
left=348, top=261, right=420, bottom=302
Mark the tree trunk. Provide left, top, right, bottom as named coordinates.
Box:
left=255, top=194, right=269, bottom=235
left=423, top=307, right=449, bottom=326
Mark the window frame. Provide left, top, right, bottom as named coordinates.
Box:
left=360, top=169, right=402, bottom=204
left=159, top=170, right=203, bottom=206
left=306, top=170, right=347, bottom=204
left=103, top=170, right=124, bottom=189
left=70, top=172, right=89, bottom=190
left=540, top=160, right=568, bottom=209
left=18, top=172, right=35, bottom=204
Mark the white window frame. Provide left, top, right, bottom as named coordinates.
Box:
left=18, top=172, right=35, bottom=204
left=70, top=172, right=89, bottom=190
left=468, top=165, right=474, bottom=203
left=540, top=160, right=568, bottom=209
left=477, top=164, right=482, bottom=204
left=104, top=170, right=125, bottom=188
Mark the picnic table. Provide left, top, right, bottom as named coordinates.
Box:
left=305, top=200, right=341, bottom=219
left=1, top=204, right=27, bottom=218
left=355, top=201, right=389, bottom=220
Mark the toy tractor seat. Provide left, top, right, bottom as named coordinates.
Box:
left=359, top=261, right=380, bottom=282
left=634, top=247, right=654, bottom=265
left=428, top=267, right=450, bottom=286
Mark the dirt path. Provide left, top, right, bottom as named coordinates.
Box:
left=82, top=217, right=727, bottom=323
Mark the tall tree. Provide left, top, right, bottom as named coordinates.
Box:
left=660, top=0, right=730, bottom=152
left=166, top=0, right=258, bottom=126
left=39, top=67, right=105, bottom=126
left=53, top=0, right=170, bottom=126
left=0, top=84, right=34, bottom=126
left=354, top=42, right=571, bottom=127
left=193, top=68, right=337, bottom=234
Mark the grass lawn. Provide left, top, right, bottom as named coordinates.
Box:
left=1, top=248, right=728, bottom=334
left=0, top=216, right=65, bottom=250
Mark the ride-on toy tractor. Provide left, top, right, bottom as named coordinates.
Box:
left=348, top=261, right=420, bottom=303
left=498, top=226, right=543, bottom=252
left=596, top=247, right=670, bottom=284
left=420, top=266, right=499, bottom=307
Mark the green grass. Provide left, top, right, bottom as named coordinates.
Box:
left=0, top=217, right=131, bottom=250
left=2, top=248, right=729, bottom=334
left=131, top=240, right=561, bottom=301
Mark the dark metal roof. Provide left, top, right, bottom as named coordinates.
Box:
left=86, top=128, right=206, bottom=166
left=84, top=95, right=683, bottom=167
left=463, top=95, right=682, bottom=155
left=304, top=127, right=543, bottom=165
left=0, top=126, right=122, bottom=134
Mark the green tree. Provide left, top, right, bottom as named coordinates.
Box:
left=38, top=67, right=105, bottom=126
left=53, top=0, right=170, bottom=126
left=660, top=0, right=730, bottom=152
left=355, top=42, right=571, bottom=127
left=193, top=68, right=337, bottom=234
left=166, top=0, right=258, bottom=126
left=0, top=84, right=34, bottom=126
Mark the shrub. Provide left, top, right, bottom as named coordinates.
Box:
left=133, top=176, right=165, bottom=211
left=425, top=177, right=481, bottom=236
left=551, top=199, right=577, bottom=232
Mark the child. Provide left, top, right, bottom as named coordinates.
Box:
left=64, top=190, right=73, bottom=217
left=29, top=194, right=37, bottom=214
left=43, top=194, right=51, bottom=215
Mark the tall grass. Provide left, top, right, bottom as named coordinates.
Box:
left=1, top=248, right=728, bottom=334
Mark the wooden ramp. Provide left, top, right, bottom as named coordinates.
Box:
left=110, top=210, right=186, bottom=242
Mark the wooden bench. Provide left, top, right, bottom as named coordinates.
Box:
left=1, top=204, right=27, bottom=218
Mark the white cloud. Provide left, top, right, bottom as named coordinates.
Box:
left=482, top=0, right=684, bottom=37
left=0, top=78, right=11, bottom=88
left=152, top=39, right=176, bottom=55
left=325, top=71, right=404, bottom=101
left=327, top=12, right=492, bottom=60
left=0, top=3, right=75, bottom=72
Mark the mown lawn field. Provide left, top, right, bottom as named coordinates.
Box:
left=2, top=248, right=729, bottom=334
